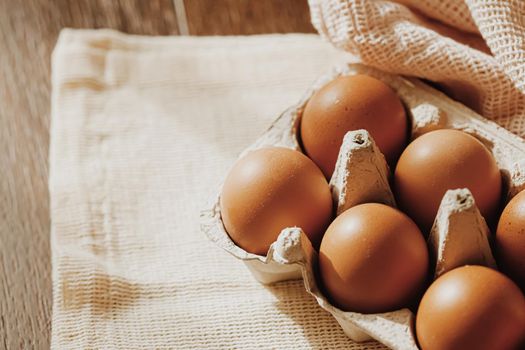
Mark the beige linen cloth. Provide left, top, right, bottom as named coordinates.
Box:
left=309, top=0, right=525, bottom=130
left=50, top=29, right=391, bottom=349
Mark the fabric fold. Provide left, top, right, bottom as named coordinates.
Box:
left=309, top=0, right=525, bottom=128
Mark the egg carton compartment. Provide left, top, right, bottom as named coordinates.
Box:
left=200, top=63, right=525, bottom=348
left=330, top=129, right=395, bottom=215
left=429, top=188, right=497, bottom=278
left=268, top=227, right=419, bottom=350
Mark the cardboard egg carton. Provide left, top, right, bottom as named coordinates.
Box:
left=200, top=63, right=525, bottom=349
left=330, top=129, right=396, bottom=215
left=429, top=188, right=497, bottom=279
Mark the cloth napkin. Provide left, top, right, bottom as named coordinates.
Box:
left=49, top=29, right=389, bottom=349
left=309, top=0, right=525, bottom=129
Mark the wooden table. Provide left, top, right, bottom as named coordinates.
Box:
left=0, top=1, right=314, bottom=348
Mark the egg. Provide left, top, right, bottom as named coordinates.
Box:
left=394, top=129, right=501, bottom=232
left=318, top=203, right=428, bottom=313
left=300, top=74, right=408, bottom=178
left=416, top=265, right=525, bottom=350
left=220, top=147, right=332, bottom=256
left=496, top=189, right=525, bottom=290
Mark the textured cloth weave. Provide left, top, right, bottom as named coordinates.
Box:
left=309, top=0, right=525, bottom=132
left=49, top=29, right=390, bottom=349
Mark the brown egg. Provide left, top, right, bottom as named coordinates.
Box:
left=496, top=189, right=525, bottom=290
left=319, top=203, right=428, bottom=313
left=300, top=74, right=407, bottom=178
left=394, top=129, right=501, bottom=232
left=220, top=147, right=332, bottom=256
left=416, top=265, right=525, bottom=350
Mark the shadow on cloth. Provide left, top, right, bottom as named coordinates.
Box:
left=264, top=280, right=388, bottom=350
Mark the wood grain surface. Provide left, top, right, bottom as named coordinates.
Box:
left=0, top=1, right=313, bottom=348
left=184, top=0, right=315, bottom=35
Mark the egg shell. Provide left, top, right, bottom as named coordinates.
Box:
left=319, top=203, right=429, bottom=314
left=496, top=189, right=525, bottom=290
left=201, top=63, right=525, bottom=347
left=394, top=129, right=502, bottom=233
left=220, top=147, right=332, bottom=256
left=300, top=74, right=408, bottom=177
left=270, top=227, right=420, bottom=350
left=416, top=265, right=525, bottom=350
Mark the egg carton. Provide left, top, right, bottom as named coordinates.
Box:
left=200, top=63, right=525, bottom=349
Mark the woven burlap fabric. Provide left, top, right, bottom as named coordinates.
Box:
left=49, top=29, right=391, bottom=349
left=309, top=0, right=525, bottom=133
